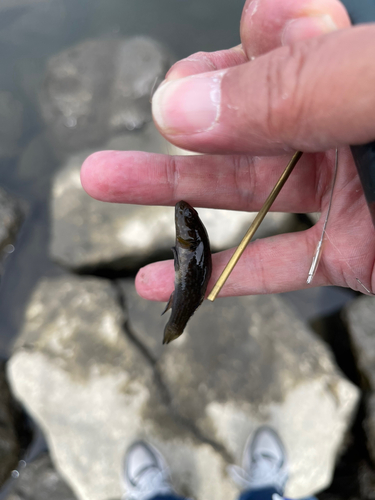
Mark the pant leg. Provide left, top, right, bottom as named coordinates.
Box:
left=238, top=490, right=318, bottom=500
left=150, top=491, right=319, bottom=500
left=238, top=486, right=280, bottom=500
left=288, top=497, right=318, bottom=500
left=150, top=495, right=187, bottom=500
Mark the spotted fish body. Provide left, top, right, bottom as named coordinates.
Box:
left=162, top=201, right=212, bottom=345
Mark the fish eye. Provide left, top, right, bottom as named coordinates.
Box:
left=185, top=209, right=194, bottom=220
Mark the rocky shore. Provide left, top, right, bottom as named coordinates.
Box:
left=0, top=6, right=374, bottom=499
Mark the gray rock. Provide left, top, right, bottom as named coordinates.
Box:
left=0, top=187, right=24, bottom=255
left=39, top=37, right=173, bottom=156
left=307, top=213, right=320, bottom=224
left=197, top=207, right=293, bottom=251
left=283, top=286, right=356, bottom=322
left=344, top=296, right=375, bottom=464
left=121, top=281, right=360, bottom=500
left=0, top=363, right=20, bottom=488
left=358, top=459, right=375, bottom=500
left=50, top=132, right=175, bottom=271
left=4, top=453, right=77, bottom=500
left=0, top=92, right=23, bottom=159
left=8, top=276, right=359, bottom=500
left=7, top=276, right=237, bottom=500
left=345, top=295, right=375, bottom=389
left=365, top=393, right=375, bottom=464
left=109, top=37, right=170, bottom=133
left=50, top=127, right=294, bottom=271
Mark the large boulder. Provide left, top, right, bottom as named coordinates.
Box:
left=39, top=37, right=173, bottom=156
left=345, top=296, right=375, bottom=463
left=8, top=275, right=359, bottom=500
left=7, top=276, right=236, bottom=500
left=345, top=295, right=375, bottom=389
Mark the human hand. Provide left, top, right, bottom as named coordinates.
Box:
left=81, top=0, right=375, bottom=301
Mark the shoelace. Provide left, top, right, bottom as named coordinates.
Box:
left=125, top=467, right=173, bottom=500
left=228, top=456, right=288, bottom=493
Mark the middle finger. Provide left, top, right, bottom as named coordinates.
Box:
left=81, top=149, right=330, bottom=213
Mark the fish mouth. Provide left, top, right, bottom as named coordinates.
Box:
left=175, top=200, right=194, bottom=214
left=175, top=200, right=190, bottom=210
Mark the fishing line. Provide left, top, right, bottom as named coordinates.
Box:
left=355, top=278, right=374, bottom=295
left=307, top=148, right=374, bottom=295
left=307, top=148, right=339, bottom=284
left=149, top=75, right=162, bottom=103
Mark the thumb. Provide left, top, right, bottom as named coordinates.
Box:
left=152, top=25, right=375, bottom=155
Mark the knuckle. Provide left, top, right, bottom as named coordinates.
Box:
left=233, top=155, right=257, bottom=210
left=165, top=155, right=179, bottom=200
left=187, top=51, right=217, bottom=70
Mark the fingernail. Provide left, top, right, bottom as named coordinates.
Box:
left=282, top=14, right=338, bottom=45
left=152, top=71, right=224, bottom=134
left=244, top=0, right=260, bottom=17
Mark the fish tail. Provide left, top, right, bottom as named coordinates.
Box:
left=163, top=324, right=181, bottom=345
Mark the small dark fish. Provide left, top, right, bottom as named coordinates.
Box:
left=162, top=201, right=212, bottom=345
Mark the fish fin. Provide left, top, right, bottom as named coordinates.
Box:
left=171, top=246, right=179, bottom=271
left=162, top=335, right=169, bottom=345
left=161, top=292, right=174, bottom=316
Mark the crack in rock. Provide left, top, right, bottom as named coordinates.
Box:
left=114, top=280, right=233, bottom=463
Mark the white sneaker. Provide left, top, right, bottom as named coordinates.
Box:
left=122, top=441, right=174, bottom=500
left=228, top=426, right=288, bottom=495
